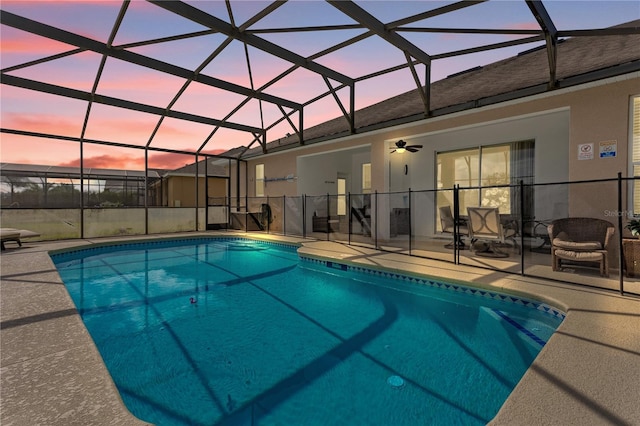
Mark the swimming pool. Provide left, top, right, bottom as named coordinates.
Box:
left=51, top=237, right=564, bottom=426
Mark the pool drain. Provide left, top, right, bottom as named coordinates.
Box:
left=387, top=375, right=405, bottom=388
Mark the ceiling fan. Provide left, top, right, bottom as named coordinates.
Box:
left=390, top=139, right=423, bottom=153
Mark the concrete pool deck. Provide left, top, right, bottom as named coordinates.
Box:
left=1, top=232, right=639, bottom=425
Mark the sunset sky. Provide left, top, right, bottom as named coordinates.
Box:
left=2, top=0, right=639, bottom=170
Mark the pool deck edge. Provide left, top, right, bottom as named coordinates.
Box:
left=1, top=232, right=639, bottom=425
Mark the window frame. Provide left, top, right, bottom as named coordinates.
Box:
left=629, top=96, right=640, bottom=215
left=362, top=163, right=371, bottom=194
left=436, top=140, right=534, bottom=218
left=255, top=163, right=264, bottom=197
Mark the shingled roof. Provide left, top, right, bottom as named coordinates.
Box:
left=238, top=19, right=640, bottom=158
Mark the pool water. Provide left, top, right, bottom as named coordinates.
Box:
left=51, top=238, right=563, bottom=426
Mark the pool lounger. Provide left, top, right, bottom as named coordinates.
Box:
left=1, top=228, right=41, bottom=250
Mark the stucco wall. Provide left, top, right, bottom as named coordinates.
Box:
left=567, top=79, right=636, bottom=218
left=246, top=75, right=638, bottom=212
left=167, top=176, right=227, bottom=208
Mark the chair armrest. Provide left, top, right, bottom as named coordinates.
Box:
left=603, top=226, right=615, bottom=249
left=547, top=223, right=556, bottom=243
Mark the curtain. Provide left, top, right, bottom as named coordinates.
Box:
left=510, top=140, right=535, bottom=222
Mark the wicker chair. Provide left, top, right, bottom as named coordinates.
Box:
left=548, top=218, right=615, bottom=277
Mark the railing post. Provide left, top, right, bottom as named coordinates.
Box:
left=520, top=180, right=525, bottom=275
left=453, top=184, right=460, bottom=264
left=326, top=193, right=330, bottom=241
left=245, top=192, right=249, bottom=233
left=618, top=172, right=624, bottom=295
left=408, top=188, right=412, bottom=256
left=348, top=192, right=352, bottom=245
left=283, top=195, right=286, bottom=236
left=266, top=195, right=270, bottom=234
left=302, top=194, right=307, bottom=238
left=374, top=190, right=378, bottom=249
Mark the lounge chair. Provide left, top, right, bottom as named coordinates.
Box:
left=439, top=205, right=468, bottom=248
left=466, top=207, right=517, bottom=257
left=548, top=217, right=614, bottom=277
left=0, top=228, right=41, bottom=250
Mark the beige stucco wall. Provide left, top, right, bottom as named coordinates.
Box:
left=246, top=75, right=638, bottom=210
left=167, top=176, right=227, bottom=208
left=569, top=81, right=633, bottom=181
left=566, top=79, right=636, bottom=218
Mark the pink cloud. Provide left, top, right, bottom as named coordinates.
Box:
left=58, top=152, right=225, bottom=170
left=149, top=152, right=231, bottom=169
left=97, top=72, right=185, bottom=93
left=1, top=35, right=75, bottom=55
left=58, top=154, right=141, bottom=169
left=1, top=113, right=82, bottom=136
left=0, top=132, right=80, bottom=165
left=2, top=0, right=103, bottom=8
left=510, top=21, right=541, bottom=31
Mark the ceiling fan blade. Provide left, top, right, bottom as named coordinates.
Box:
left=390, top=149, right=397, bottom=153
left=407, top=148, right=419, bottom=153
left=408, top=144, right=423, bottom=149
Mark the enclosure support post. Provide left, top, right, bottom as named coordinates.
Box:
left=194, top=153, right=199, bottom=232
left=618, top=172, right=624, bottom=295
left=453, top=185, right=460, bottom=264
left=205, top=155, right=209, bottom=231
left=520, top=180, right=525, bottom=275
left=144, top=148, right=149, bottom=235
left=348, top=192, right=352, bottom=246
left=408, top=188, right=412, bottom=256
left=80, top=140, right=85, bottom=239
left=227, top=159, right=232, bottom=230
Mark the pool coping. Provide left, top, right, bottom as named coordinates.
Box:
left=298, top=255, right=566, bottom=320
left=2, top=232, right=639, bottom=425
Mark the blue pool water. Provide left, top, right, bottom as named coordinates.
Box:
left=51, top=238, right=563, bottom=426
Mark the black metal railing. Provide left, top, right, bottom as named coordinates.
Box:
left=240, top=175, right=639, bottom=296
left=2, top=174, right=638, bottom=296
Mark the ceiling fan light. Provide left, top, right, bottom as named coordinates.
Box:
left=395, top=147, right=406, bottom=153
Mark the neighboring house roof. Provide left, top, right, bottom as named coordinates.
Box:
left=239, top=20, right=640, bottom=158
left=167, top=159, right=229, bottom=177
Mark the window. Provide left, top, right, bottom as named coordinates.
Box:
left=255, top=164, right=264, bottom=197
left=436, top=141, right=534, bottom=216
left=337, top=178, right=346, bottom=216
left=630, top=96, right=640, bottom=214
left=362, top=163, right=371, bottom=194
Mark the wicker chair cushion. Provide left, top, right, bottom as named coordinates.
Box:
left=554, top=249, right=605, bottom=261
left=552, top=238, right=603, bottom=251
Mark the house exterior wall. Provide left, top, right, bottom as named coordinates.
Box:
left=245, top=75, right=638, bottom=222
left=567, top=79, right=636, bottom=218
left=166, top=176, right=227, bottom=208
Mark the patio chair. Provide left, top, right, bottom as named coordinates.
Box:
left=0, top=228, right=41, bottom=250
left=548, top=217, right=614, bottom=277
left=466, top=207, right=517, bottom=257
left=439, top=205, right=468, bottom=249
